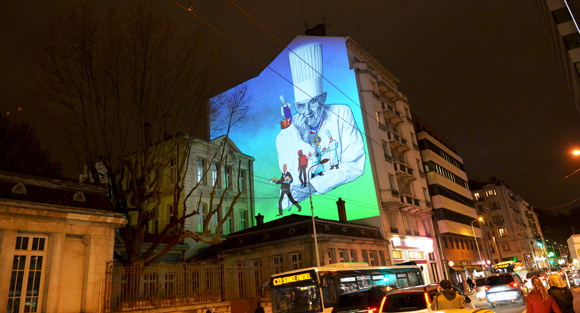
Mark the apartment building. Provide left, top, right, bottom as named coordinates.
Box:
left=470, top=180, right=548, bottom=269
left=412, top=114, right=482, bottom=289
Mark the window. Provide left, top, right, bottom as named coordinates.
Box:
left=474, top=193, right=480, bottom=200
left=369, top=251, right=379, bottom=266
left=552, top=7, right=572, bottom=24
left=428, top=253, right=435, bottom=261
left=409, top=251, right=424, bottom=259
left=392, top=250, right=403, bottom=259
left=493, top=215, right=505, bottom=226
left=196, top=157, right=206, bottom=184
left=224, top=166, right=233, bottom=190
left=490, top=202, right=500, bottom=211
left=252, top=260, right=262, bottom=297
left=197, top=203, right=207, bottom=232
left=350, top=250, right=358, bottom=262
left=402, top=215, right=410, bottom=231
left=239, top=210, right=248, bottom=231
left=327, top=249, right=335, bottom=265
left=383, top=142, right=392, bottom=160
left=498, top=228, right=507, bottom=238
left=240, top=170, right=247, bottom=193
left=362, top=250, right=369, bottom=264
left=338, top=250, right=346, bottom=263
left=211, top=163, right=220, bottom=188
left=388, top=213, right=398, bottom=231
left=503, top=242, right=511, bottom=252
left=379, top=251, right=387, bottom=266
left=273, top=255, right=283, bottom=274
left=486, top=189, right=496, bottom=197
left=165, top=158, right=177, bottom=185
left=442, top=236, right=448, bottom=249
left=290, top=253, right=302, bottom=270
left=370, top=79, right=379, bottom=97
left=423, top=219, right=430, bottom=235
left=223, top=218, right=231, bottom=235
left=454, top=238, right=460, bottom=250
left=212, top=208, right=219, bottom=234
left=563, top=33, right=580, bottom=51
left=460, top=239, right=465, bottom=250
left=8, top=236, right=47, bottom=313
left=388, top=174, right=397, bottom=191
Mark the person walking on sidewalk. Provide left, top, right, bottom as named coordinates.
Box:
left=527, top=277, right=563, bottom=313
left=467, top=277, right=474, bottom=292
left=548, top=274, right=575, bottom=313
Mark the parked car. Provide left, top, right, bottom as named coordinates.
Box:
left=332, top=285, right=431, bottom=313
left=475, top=276, right=489, bottom=300
left=485, top=273, right=527, bottom=309
left=525, top=270, right=548, bottom=290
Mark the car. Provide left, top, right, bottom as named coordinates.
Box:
left=474, top=276, right=489, bottom=300
left=525, top=270, right=548, bottom=290
left=332, top=285, right=431, bottom=313
left=485, top=273, right=527, bottom=309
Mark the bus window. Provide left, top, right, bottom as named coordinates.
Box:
left=397, top=273, right=410, bottom=287
left=356, top=275, right=372, bottom=289
left=273, top=285, right=321, bottom=313
left=408, top=271, right=420, bottom=286
left=339, top=276, right=358, bottom=292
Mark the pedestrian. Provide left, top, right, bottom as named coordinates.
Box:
left=467, top=277, right=474, bottom=291
left=254, top=301, right=265, bottom=313
left=548, top=274, right=575, bottom=313
left=431, top=279, right=466, bottom=310
left=527, top=277, right=563, bottom=313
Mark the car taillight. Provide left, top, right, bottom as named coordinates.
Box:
left=424, top=292, right=432, bottom=307
left=541, top=276, right=546, bottom=280
left=367, top=308, right=378, bottom=313
left=509, top=282, right=518, bottom=288
left=485, top=285, right=491, bottom=290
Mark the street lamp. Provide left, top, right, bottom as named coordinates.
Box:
left=308, top=158, right=329, bottom=267
left=471, top=217, right=485, bottom=270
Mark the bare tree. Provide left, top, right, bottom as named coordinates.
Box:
left=34, top=2, right=251, bottom=266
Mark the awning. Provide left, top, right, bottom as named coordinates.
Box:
left=472, top=265, right=484, bottom=271
left=449, top=266, right=464, bottom=271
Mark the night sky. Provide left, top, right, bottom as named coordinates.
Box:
left=2, top=1, right=580, bottom=210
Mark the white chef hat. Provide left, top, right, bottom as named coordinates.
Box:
left=289, top=44, right=323, bottom=103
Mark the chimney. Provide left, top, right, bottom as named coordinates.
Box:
left=255, top=213, right=264, bottom=226
left=337, top=198, right=347, bottom=222
left=305, top=23, right=326, bottom=36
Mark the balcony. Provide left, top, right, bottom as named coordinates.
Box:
left=394, top=162, right=415, bottom=181
left=390, top=189, right=400, bottom=197
left=378, top=122, right=387, bottom=132
left=400, top=194, right=420, bottom=207
left=390, top=227, right=399, bottom=233
left=406, top=230, right=412, bottom=235
left=414, top=231, right=420, bottom=236
left=387, top=131, right=409, bottom=152
left=412, top=143, right=419, bottom=151
left=383, top=104, right=403, bottom=124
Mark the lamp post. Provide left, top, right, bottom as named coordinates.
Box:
left=471, top=217, right=485, bottom=270
left=308, top=159, right=329, bottom=268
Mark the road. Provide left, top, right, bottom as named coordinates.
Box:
left=470, top=287, right=580, bottom=313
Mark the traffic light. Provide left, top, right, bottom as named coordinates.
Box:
left=535, top=234, right=543, bottom=247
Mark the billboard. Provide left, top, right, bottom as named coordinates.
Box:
left=211, top=36, right=380, bottom=222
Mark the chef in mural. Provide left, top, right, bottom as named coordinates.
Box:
left=275, top=43, right=365, bottom=210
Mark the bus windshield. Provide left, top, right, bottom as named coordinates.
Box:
left=271, top=270, right=322, bottom=313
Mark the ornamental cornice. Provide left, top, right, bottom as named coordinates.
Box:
left=345, top=37, right=400, bottom=88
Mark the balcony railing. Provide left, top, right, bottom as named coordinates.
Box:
left=406, top=116, right=413, bottom=124
left=412, top=143, right=419, bottom=150
left=419, top=170, right=425, bottom=178
left=426, top=201, right=432, bottom=208
left=400, top=194, right=421, bottom=207
left=406, top=230, right=412, bottom=235
left=390, top=189, right=400, bottom=197
left=378, top=122, right=387, bottom=131
left=394, top=162, right=415, bottom=181
left=388, top=131, right=409, bottom=151
left=414, top=231, right=420, bottom=236
left=383, top=105, right=403, bottom=124
left=384, top=153, right=393, bottom=162
left=390, top=227, right=398, bottom=233
left=426, top=232, right=432, bottom=237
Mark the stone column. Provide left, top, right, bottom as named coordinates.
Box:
left=0, top=229, right=18, bottom=311
left=43, top=232, right=66, bottom=313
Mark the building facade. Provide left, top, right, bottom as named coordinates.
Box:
left=470, top=180, right=548, bottom=269
left=411, top=114, right=483, bottom=289
left=122, top=134, right=256, bottom=259
left=346, top=38, right=439, bottom=283
left=0, top=172, right=126, bottom=313
left=535, top=0, right=580, bottom=115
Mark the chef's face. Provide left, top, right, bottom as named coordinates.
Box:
left=295, top=97, right=323, bottom=128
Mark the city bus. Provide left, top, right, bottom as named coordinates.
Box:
left=269, top=262, right=424, bottom=313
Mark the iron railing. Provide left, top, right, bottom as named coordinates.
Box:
left=104, top=262, right=277, bottom=312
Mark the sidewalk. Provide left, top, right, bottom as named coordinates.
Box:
left=573, top=287, right=580, bottom=313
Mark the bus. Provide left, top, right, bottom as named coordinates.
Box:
left=491, top=261, right=525, bottom=273
left=269, top=262, right=424, bottom=313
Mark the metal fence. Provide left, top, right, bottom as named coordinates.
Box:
left=104, top=262, right=277, bottom=312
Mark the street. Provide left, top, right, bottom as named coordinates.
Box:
left=470, top=287, right=580, bottom=313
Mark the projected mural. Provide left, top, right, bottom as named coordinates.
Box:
left=211, top=36, right=380, bottom=223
